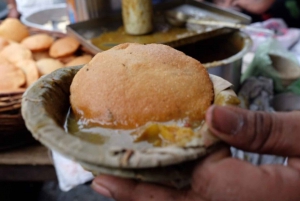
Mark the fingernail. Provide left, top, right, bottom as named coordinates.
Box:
left=209, top=106, right=244, bottom=135
left=91, top=180, right=112, bottom=198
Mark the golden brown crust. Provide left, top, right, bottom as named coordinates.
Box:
left=49, top=37, right=80, bottom=58
left=36, top=58, right=64, bottom=76
left=0, top=18, right=29, bottom=42
left=66, top=55, right=92, bottom=67
left=57, top=55, right=76, bottom=64
left=0, top=56, right=25, bottom=92
left=0, top=43, right=32, bottom=64
left=21, top=34, right=54, bottom=52
left=70, top=43, right=213, bottom=129
left=15, top=59, right=39, bottom=87
left=0, top=37, right=9, bottom=51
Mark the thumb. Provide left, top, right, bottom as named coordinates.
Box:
left=205, top=105, right=300, bottom=156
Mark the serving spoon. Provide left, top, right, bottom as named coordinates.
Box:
left=165, top=10, right=274, bottom=36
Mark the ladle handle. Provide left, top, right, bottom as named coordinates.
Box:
left=187, top=19, right=274, bottom=36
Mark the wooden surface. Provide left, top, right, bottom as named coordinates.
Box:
left=0, top=144, right=57, bottom=181
left=0, top=144, right=52, bottom=165
left=0, top=143, right=52, bottom=165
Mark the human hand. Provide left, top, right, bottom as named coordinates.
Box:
left=92, top=105, right=300, bottom=201
left=7, top=4, right=20, bottom=18
left=214, top=0, right=275, bottom=14
left=211, top=0, right=236, bottom=8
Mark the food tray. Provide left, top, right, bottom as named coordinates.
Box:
left=21, top=3, right=70, bottom=33
left=67, top=0, right=251, bottom=54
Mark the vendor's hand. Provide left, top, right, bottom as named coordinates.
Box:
left=211, top=0, right=236, bottom=8
left=92, top=105, right=300, bottom=201
left=216, top=0, right=275, bottom=14
left=7, top=5, right=20, bottom=18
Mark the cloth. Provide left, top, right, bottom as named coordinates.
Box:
left=241, top=38, right=300, bottom=94
left=16, top=0, right=64, bottom=16
left=231, top=77, right=286, bottom=165
left=291, top=37, right=300, bottom=63
left=52, top=151, right=94, bottom=192
left=246, top=18, right=300, bottom=51
left=238, top=77, right=275, bottom=112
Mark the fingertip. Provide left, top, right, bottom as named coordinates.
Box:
left=92, top=175, right=115, bottom=198
left=205, top=105, right=215, bottom=124
left=206, top=105, right=245, bottom=138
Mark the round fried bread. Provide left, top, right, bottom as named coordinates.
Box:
left=0, top=37, right=9, bottom=51
left=49, top=37, right=80, bottom=58
left=0, top=43, right=32, bottom=64
left=57, top=55, right=76, bottom=64
left=70, top=43, right=214, bottom=129
left=66, top=55, right=92, bottom=67
left=21, top=34, right=54, bottom=52
left=0, top=57, right=25, bottom=92
left=15, top=59, right=39, bottom=87
left=0, top=18, right=29, bottom=42
left=36, top=58, right=64, bottom=76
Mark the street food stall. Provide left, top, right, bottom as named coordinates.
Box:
left=1, top=0, right=300, bottom=200
left=0, top=0, right=251, bottom=181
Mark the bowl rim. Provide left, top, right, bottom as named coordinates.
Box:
left=21, top=65, right=238, bottom=168
left=203, top=31, right=252, bottom=69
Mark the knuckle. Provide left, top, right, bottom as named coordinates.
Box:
left=249, top=112, right=273, bottom=151
left=250, top=111, right=281, bottom=152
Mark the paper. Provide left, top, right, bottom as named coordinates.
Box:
left=52, top=151, right=94, bottom=192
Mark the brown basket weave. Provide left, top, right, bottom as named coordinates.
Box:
left=0, top=27, right=94, bottom=151
left=0, top=90, right=24, bottom=113
left=0, top=90, right=36, bottom=151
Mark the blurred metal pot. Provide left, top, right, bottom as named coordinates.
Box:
left=66, top=0, right=121, bottom=23
left=177, top=30, right=252, bottom=92
left=65, top=0, right=171, bottom=23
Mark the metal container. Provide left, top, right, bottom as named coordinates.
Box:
left=122, top=0, right=153, bottom=35
left=177, top=30, right=252, bottom=92
left=66, top=0, right=121, bottom=23
left=21, top=3, right=69, bottom=33
left=65, top=0, right=181, bottom=23
left=67, top=0, right=250, bottom=54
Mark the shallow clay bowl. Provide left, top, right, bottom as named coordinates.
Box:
left=21, top=65, right=239, bottom=186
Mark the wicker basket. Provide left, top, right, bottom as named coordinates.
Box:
left=0, top=26, right=94, bottom=151
left=0, top=91, right=36, bottom=151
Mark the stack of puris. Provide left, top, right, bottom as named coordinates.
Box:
left=0, top=18, right=92, bottom=93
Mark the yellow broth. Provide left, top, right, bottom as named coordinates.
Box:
left=91, top=26, right=197, bottom=51
left=64, top=109, right=202, bottom=149
left=65, top=109, right=154, bottom=149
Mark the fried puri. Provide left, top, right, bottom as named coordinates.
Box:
left=70, top=43, right=214, bottom=129
left=0, top=57, right=25, bottom=92
left=15, top=60, right=39, bottom=87
left=49, top=37, right=80, bottom=58
left=0, top=18, right=29, bottom=42
left=21, top=34, right=54, bottom=52
left=36, top=58, right=64, bottom=76
left=0, top=43, right=32, bottom=64
left=66, top=55, right=92, bottom=67
left=0, top=37, right=9, bottom=51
